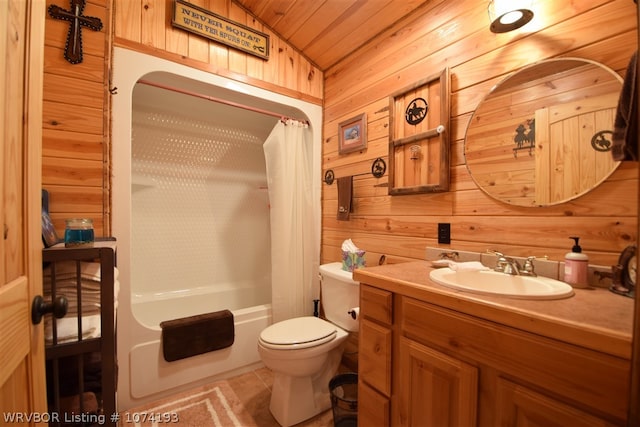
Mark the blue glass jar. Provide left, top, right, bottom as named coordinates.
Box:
left=64, top=218, right=95, bottom=248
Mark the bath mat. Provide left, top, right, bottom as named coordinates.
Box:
left=160, top=309, right=234, bottom=362
left=119, top=380, right=257, bottom=427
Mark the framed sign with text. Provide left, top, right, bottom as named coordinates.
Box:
left=172, top=0, right=270, bottom=60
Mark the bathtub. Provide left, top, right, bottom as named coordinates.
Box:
left=132, top=283, right=270, bottom=325
left=125, top=286, right=271, bottom=406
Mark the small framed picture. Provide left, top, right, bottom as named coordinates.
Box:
left=42, top=210, right=60, bottom=248
left=338, top=113, right=367, bottom=154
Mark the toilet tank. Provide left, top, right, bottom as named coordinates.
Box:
left=319, top=262, right=360, bottom=332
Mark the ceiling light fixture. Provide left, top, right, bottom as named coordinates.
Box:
left=488, top=0, right=534, bottom=33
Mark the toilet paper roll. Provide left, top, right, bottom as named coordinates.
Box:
left=347, top=307, right=360, bottom=320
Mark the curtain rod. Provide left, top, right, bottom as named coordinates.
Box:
left=137, top=79, right=308, bottom=124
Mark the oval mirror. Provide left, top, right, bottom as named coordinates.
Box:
left=464, top=58, right=623, bottom=207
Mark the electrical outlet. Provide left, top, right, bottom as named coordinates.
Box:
left=438, top=223, right=451, bottom=244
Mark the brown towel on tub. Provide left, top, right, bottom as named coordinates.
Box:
left=337, top=176, right=353, bottom=221
left=160, top=309, right=234, bottom=362
left=612, top=51, right=638, bottom=161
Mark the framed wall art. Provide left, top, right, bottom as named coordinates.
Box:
left=338, top=113, right=367, bottom=154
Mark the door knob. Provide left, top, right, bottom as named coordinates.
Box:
left=31, top=295, right=68, bottom=325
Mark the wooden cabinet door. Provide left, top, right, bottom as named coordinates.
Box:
left=496, top=378, right=614, bottom=427
left=0, top=0, right=47, bottom=420
left=358, top=381, right=390, bottom=427
left=396, top=337, right=478, bottom=427
left=359, top=318, right=392, bottom=396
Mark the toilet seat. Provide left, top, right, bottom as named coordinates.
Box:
left=259, top=316, right=337, bottom=349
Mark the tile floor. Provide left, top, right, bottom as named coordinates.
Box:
left=226, top=366, right=351, bottom=427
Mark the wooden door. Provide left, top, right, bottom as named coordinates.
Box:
left=396, top=336, right=478, bottom=427
left=0, top=0, right=47, bottom=423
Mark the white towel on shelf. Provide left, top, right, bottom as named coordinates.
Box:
left=45, top=315, right=101, bottom=345
left=45, top=278, right=101, bottom=290
left=45, top=280, right=119, bottom=314
left=44, top=277, right=119, bottom=296
left=43, top=259, right=120, bottom=343
left=448, top=261, right=490, bottom=272
left=43, top=262, right=119, bottom=282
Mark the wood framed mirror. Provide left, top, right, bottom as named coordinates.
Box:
left=388, top=68, right=450, bottom=195
left=464, top=58, right=623, bottom=207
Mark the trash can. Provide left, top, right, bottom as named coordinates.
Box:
left=329, top=372, right=358, bottom=427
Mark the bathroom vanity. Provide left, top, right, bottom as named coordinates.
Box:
left=354, top=261, right=634, bottom=427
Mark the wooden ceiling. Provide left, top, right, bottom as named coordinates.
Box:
left=232, top=0, right=432, bottom=70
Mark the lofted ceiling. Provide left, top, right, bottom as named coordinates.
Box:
left=232, top=0, right=432, bottom=71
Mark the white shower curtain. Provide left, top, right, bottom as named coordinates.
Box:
left=263, top=119, right=314, bottom=323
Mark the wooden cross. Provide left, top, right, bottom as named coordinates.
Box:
left=48, top=0, right=103, bottom=64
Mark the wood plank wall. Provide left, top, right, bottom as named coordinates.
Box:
left=113, top=0, right=323, bottom=103
left=322, top=0, right=638, bottom=268
left=42, top=0, right=324, bottom=239
left=43, top=0, right=637, bottom=268
left=42, top=0, right=112, bottom=237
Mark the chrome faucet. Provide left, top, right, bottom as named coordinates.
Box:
left=498, top=256, right=521, bottom=275
left=491, top=251, right=537, bottom=276
left=520, top=256, right=537, bottom=277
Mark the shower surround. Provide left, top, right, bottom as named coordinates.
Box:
left=111, top=47, right=322, bottom=410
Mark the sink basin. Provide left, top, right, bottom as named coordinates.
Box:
left=429, top=268, right=574, bottom=300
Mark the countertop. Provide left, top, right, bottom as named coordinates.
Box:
left=353, top=261, right=635, bottom=359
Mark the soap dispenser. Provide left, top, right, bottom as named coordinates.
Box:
left=564, top=237, right=589, bottom=288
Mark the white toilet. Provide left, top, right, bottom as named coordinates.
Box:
left=257, top=262, right=360, bottom=427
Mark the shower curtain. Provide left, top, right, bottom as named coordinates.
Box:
left=263, top=119, right=314, bottom=323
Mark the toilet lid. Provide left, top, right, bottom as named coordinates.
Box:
left=259, top=316, right=337, bottom=349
